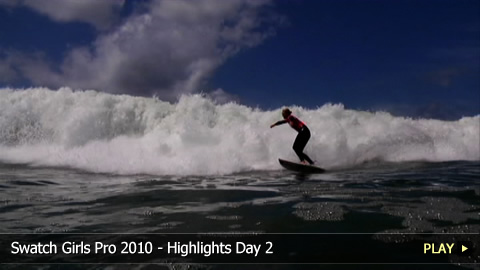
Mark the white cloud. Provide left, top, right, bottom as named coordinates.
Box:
left=0, top=0, right=124, bottom=30
left=0, top=0, right=281, bottom=100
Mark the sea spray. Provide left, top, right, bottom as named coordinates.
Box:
left=0, top=88, right=478, bottom=175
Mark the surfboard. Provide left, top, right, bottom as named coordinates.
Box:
left=278, top=158, right=326, bottom=174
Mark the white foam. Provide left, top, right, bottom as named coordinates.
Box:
left=0, top=88, right=478, bottom=175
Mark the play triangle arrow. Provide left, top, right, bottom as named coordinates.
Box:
left=462, top=245, right=468, bottom=252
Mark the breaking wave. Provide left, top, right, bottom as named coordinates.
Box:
left=1, top=87, right=478, bottom=175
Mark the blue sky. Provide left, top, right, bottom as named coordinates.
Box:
left=0, top=0, right=479, bottom=119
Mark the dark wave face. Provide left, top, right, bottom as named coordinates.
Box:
left=1, top=160, right=478, bottom=234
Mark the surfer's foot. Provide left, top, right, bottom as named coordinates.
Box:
left=301, top=160, right=309, bottom=165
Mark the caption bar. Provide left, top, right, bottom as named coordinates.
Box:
left=1, top=233, right=478, bottom=264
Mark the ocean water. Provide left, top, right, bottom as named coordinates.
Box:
left=0, top=88, right=479, bottom=269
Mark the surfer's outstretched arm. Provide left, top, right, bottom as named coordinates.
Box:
left=270, top=120, right=287, bottom=128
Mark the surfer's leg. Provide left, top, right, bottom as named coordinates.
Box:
left=303, top=153, right=314, bottom=165
left=301, top=128, right=314, bottom=164
left=292, top=133, right=305, bottom=162
left=293, top=128, right=311, bottom=163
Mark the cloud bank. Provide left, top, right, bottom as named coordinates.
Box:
left=0, top=0, right=280, bottom=101
left=0, top=0, right=124, bottom=30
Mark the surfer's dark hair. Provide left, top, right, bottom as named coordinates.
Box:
left=282, top=108, right=292, bottom=118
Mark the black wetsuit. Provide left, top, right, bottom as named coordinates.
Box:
left=274, top=115, right=314, bottom=165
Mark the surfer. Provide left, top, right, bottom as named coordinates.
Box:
left=270, top=108, right=314, bottom=165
